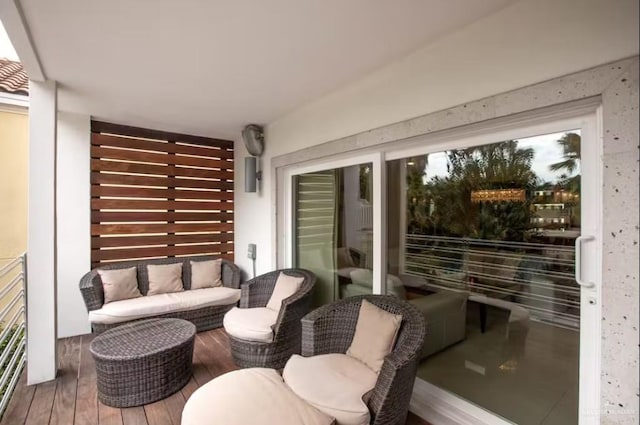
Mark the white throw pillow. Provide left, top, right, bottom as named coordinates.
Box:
left=97, top=267, right=142, bottom=304
left=346, top=299, right=402, bottom=373
left=147, top=263, right=184, bottom=296
left=265, top=272, right=304, bottom=311
left=190, top=259, right=223, bottom=289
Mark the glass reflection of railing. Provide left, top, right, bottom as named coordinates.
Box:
left=404, top=234, right=579, bottom=328
left=0, top=254, right=27, bottom=420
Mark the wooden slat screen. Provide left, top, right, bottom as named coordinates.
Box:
left=90, top=121, right=234, bottom=266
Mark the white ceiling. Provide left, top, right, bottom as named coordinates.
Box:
left=19, top=0, right=512, bottom=139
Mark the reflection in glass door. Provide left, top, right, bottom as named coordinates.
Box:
left=386, top=131, right=584, bottom=424
left=293, top=163, right=374, bottom=307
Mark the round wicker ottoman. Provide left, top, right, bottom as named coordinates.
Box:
left=90, top=318, right=196, bottom=407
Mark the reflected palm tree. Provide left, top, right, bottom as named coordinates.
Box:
left=549, top=132, right=581, bottom=194
left=549, top=133, right=581, bottom=174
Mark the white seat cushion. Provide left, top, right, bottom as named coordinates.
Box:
left=88, top=287, right=240, bottom=325
left=223, top=307, right=279, bottom=343
left=283, top=354, right=378, bottom=425
left=182, top=368, right=334, bottom=425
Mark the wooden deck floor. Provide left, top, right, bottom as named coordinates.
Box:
left=1, top=329, right=429, bottom=425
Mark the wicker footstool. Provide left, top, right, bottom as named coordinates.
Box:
left=90, top=318, right=196, bottom=407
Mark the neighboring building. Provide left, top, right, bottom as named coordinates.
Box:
left=0, top=58, right=28, bottom=266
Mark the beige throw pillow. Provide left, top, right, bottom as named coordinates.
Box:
left=190, top=259, right=223, bottom=289
left=266, top=272, right=305, bottom=311
left=346, top=299, right=403, bottom=373
left=147, top=263, right=184, bottom=296
left=98, top=267, right=142, bottom=304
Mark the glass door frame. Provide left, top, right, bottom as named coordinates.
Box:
left=279, top=101, right=603, bottom=425
left=282, top=152, right=388, bottom=295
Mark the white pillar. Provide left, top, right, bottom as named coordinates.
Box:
left=27, top=80, right=57, bottom=384
left=56, top=112, right=92, bottom=338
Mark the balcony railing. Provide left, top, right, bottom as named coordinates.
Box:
left=404, top=235, right=580, bottom=328
left=0, top=254, right=27, bottom=419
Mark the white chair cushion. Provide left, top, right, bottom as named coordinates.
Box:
left=88, top=287, right=240, bottom=325
left=147, top=263, right=184, bottom=296
left=266, top=272, right=305, bottom=311
left=223, top=307, right=279, bottom=343
left=283, top=354, right=378, bottom=425
left=190, top=259, right=223, bottom=289
left=182, top=368, right=334, bottom=425
left=346, top=299, right=402, bottom=373
left=97, top=267, right=142, bottom=304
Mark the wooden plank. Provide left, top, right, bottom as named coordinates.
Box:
left=91, top=159, right=233, bottom=180
left=162, top=391, right=185, bottom=425
left=91, top=211, right=233, bottom=223
left=180, top=377, right=200, bottom=402
left=189, top=342, right=214, bottom=387
left=192, top=335, right=227, bottom=379
left=25, top=380, right=57, bottom=425
left=91, top=222, right=234, bottom=235
left=0, top=367, right=36, bottom=425
left=50, top=336, right=82, bottom=425
left=92, top=233, right=234, bottom=248
left=91, top=243, right=234, bottom=262
left=92, top=253, right=235, bottom=269
left=98, top=402, right=123, bottom=425
left=121, top=407, right=148, bottom=425
left=75, top=335, right=98, bottom=425
left=91, top=121, right=234, bottom=150
left=91, top=133, right=234, bottom=160
left=91, top=199, right=233, bottom=211
left=142, top=401, right=172, bottom=425
left=92, top=186, right=234, bottom=201
left=92, top=147, right=233, bottom=171
left=91, top=173, right=234, bottom=191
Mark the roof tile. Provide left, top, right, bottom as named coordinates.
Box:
left=0, top=58, right=29, bottom=96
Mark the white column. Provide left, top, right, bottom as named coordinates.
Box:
left=56, top=112, right=91, bottom=338
left=27, top=80, right=58, bottom=384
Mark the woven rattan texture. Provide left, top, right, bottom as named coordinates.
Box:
left=228, top=269, right=316, bottom=369
left=90, top=318, right=196, bottom=407
left=301, top=295, right=426, bottom=425
left=79, top=255, right=241, bottom=332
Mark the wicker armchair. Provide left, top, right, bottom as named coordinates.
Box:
left=300, top=295, right=426, bottom=425
left=226, top=269, right=316, bottom=369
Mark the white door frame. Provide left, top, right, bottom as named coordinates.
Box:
left=282, top=152, right=387, bottom=295
left=279, top=103, right=603, bottom=425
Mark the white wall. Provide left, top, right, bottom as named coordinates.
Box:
left=27, top=80, right=57, bottom=384
left=56, top=111, right=91, bottom=338
left=233, top=0, right=639, bottom=274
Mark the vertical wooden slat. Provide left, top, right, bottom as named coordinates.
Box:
left=90, top=122, right=234, bottom=266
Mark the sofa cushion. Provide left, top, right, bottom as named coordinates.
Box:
left=283, top=354, right=377, bottom=425
left=182, top=368, right=334, bottom=425
left=89, top=287, right=241, bottom=325
left=346, top=300, right=402, bottom=373
left=190, top=259, right=223, bottom=289
left=97, top=267, right=142, bottom=304
left=147, top=263, right=184, bottom=296
left=223, top=307, right=279, bottom=343
left=266, top=272, right=305, bottom=311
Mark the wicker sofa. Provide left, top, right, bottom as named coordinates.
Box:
left=79, top=255, right=241, bottom=333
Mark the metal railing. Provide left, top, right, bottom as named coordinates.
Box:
left=0, top=253, right=27, bottom=419
left=404, top=235, right=580, bottom=328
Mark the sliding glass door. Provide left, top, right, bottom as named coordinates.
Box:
left=387, top=130, right=587, bottom=424
left=284, top=112, right=601, bottom=425
left=292, top=163, right=374, bottom=306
